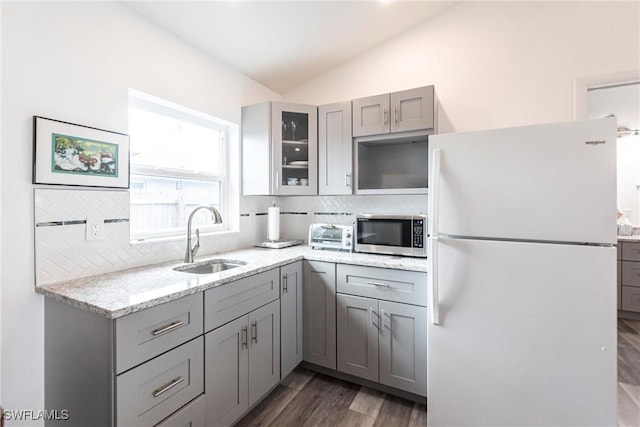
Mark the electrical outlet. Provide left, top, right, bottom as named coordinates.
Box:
left=85, top=216, right=105, bottom=241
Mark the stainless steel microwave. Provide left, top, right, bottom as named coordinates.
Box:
left=354, top=214, right=426, bottom=257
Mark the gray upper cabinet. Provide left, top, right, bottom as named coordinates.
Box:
left=281, top=261, right=303, bottom=378
left=352, top=86, right=436, bottom=137
left=318, top=102, right=353, bottom=195
left=242, top=101, right=318, bottom=196
left=303, top=260, right=337, bottom=370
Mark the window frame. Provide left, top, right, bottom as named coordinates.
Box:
left=128, top=90, right=234, bottom=242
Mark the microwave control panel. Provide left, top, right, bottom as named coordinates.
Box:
left=413, top=218, right=424, bottom=248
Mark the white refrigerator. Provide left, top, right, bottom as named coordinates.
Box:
left=427, top=117, right=618, bottom=426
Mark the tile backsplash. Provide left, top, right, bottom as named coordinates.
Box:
left=34, top=189, right=426, bottom=286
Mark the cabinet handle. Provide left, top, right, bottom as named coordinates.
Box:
left=394, top=107, right=398, bottom=125
left=152, top=320, right=184, bottom=336
left=241, top=326, right=248, bottom=349
left=366, top=280, right=389, bottom=288
left=251, top=321, right=258, bottom=343
left=383, top=109, right=388, bottom=125
left=369, top=307, right=379, bottom=329
left=345, top=173, right=351, bottom=187
left=283, top=274, right=288, bottom=293
left=382, top=309, right=391, bottom=332
left=152, top=377, right=185, bottom=398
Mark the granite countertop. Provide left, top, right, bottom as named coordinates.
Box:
left=618, top=235, right=640, bottom=242
left=36, top=245, right=427, bottom=319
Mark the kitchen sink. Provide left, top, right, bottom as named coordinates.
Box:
left=173, top=259, right=247, bottom=274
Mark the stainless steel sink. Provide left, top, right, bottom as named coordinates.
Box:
left=173, top=259, right=247, bottom=274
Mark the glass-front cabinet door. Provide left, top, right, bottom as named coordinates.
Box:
left=271, top=102, right=317, bottom=195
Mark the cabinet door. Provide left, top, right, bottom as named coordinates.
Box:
left=205, top=316, right=248, bottom=427
left=378, top=300, right=427, bottom=396
left=319, top=102, right=353, bottom=195
left=272, top=102, right=318, bottom=195
left=352, top=94, right=390, bottom=137
left=248, top=299, right=281, bottom=407
left=336, top=294, right=379, bottom=382
left=281, top=261, right=303, bottom=378
left=303, top=261, right=337, bottom=369
left=390, top=86, right=435, bottom=133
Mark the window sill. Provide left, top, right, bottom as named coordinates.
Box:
left=130, top=228, right=241, bottom=246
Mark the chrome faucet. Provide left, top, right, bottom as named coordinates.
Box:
left=184, top=205, right=223, bottom=263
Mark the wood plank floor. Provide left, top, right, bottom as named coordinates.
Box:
left=237, top=319, right=640, bottom=426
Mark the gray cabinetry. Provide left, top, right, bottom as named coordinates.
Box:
left=336, top=266, right=427, bottom=396
left=303, top=260, right=337, bottom=369
left=204, top=315, right=248, bottom=426
left=281, top=261, right=303, bottom=378
left=378, top=300, right=427, bottom=395
left=205, top=274, right=280, bottom=427
left=242, top=101, right=318, bottom=196
left=205, top=300, right=280, bottom=426
left=318, top=102, right=353, bottom=195
left=336, top=294, right=379, bottom=382
left=117, top=337, right=204, bottom=427
left=352, top=86, right=436, bottom=137
left=155, top=395, right=206, bottom=427
left=620, top=241, right=640, bottom=312
left=44, top=293, right=205, bottom=427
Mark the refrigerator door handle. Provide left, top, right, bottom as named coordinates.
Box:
left=429, top=148, right=442, bottom=325
left=429, top=236, right=440, bottom=325
left=429, top=148, right=441, bottom=237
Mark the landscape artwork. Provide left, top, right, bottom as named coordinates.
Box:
left=52, top=133, right=119, bottom=177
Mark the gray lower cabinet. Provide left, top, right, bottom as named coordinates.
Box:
left=44, top=293, right=204, bottom=427
left=205, top=299, right=280, bottom=427
left=336, top=294, right=379, bottom=382
left=620, top=241, right=640, bottom=312
left=336, top=265, right=428, bottom=397
left=155, top=395, right=206, bottom=427
left=336, top=295, right=427, bottom=396
left=281, top=261, right=303, bottom=378
left=117, top=338, right=204, bottom=426
left=303, top=260, right=337, bottom=369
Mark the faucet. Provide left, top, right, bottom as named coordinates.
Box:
left=184, top=205, right=223, bottom=263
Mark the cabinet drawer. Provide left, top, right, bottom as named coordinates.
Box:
left=622, top=261, right=640, bottom=287
left=115, top=293, right=203, bottom=374
left=155, top=394, right=206, bottom=427
left=337, top=264, right=427, bottom=306
left=117, top=337, right=204, bottom=427
left=622, top=242, right=640, bottom=261
left=205, top=268, right=279, bottom=332
left=621, top=286, right=640, bottom=312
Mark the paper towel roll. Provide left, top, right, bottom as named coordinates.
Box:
left=268, top=206, right=280, bottom=241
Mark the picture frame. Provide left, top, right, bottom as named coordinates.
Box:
left=33, top=116, right=130, bottom=189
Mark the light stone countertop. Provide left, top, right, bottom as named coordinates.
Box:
left=618, top=235, right=640, bottom=243
left=35, top=245, right=427, bottom=319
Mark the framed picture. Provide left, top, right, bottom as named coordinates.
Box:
left=33, top=116, right=130, bottom=188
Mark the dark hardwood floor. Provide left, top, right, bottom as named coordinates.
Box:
left=237, top=319, right=640, bottom=426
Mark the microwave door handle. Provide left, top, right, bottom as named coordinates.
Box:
left=429, top=148, right=442, bottom=325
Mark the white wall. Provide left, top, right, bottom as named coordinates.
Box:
left=283, top=1, right=640, bottom=134
left=1, top=2, right=278, bottom=424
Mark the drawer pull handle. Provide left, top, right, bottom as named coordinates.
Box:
left=367, top=280, right=389, bottom=288
left=152, top=377, right=185, bottom=398
left=152, top=320, right=184, bottom=336
left=251, top=321, right=258, bottom=343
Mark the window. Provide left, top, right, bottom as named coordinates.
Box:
left=128, top=91, right=237, bottom=241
